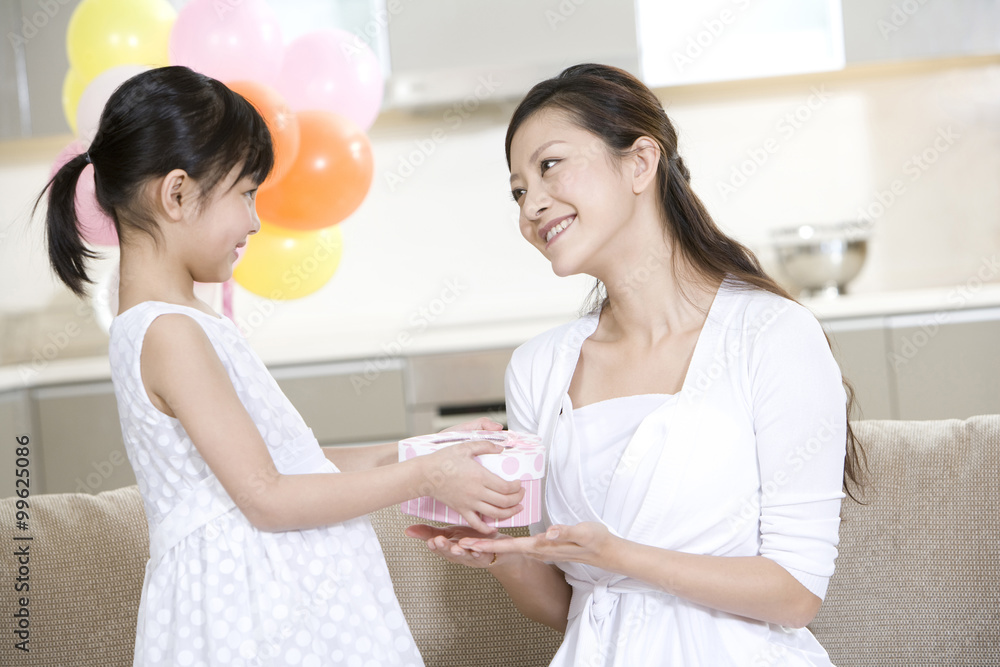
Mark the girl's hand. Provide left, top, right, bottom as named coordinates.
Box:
left=404, top=524, right=518, bottom=569
left=440, top=417, right=504, bottom=433
left=458, top=522, right=617, bottom=568
left=420, top=440, right=525, bottom=534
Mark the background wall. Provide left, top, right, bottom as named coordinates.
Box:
left=1, top=57, right=998, bottom=358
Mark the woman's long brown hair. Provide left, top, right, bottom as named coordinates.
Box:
left=505, top=64, right=867, bottom=501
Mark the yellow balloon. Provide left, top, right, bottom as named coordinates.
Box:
left=62, top=69, right=87, bottom=135
left=66, top=0, right=176, bottom=80
left=233, top=220, right=344, bottom=300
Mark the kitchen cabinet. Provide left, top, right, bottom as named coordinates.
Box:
left=887, top=308, right=1000, bottom=420
left=841, top=0, right=1000, bottom=64
left=32, top=381, right=134, bottom=495
left=0, top=390, right=35, bottom=500
left=272, top=359, right=409, bottom=446
left=15, top=358, right=410, bottom=496
left=821, top=306, right=1000, bottom=421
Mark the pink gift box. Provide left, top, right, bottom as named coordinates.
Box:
left=399, top=430, right=545, bottom=528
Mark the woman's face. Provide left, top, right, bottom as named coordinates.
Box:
left=508, top=109, right=638, bottom=278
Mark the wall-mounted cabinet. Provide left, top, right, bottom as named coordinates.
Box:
left=841, top=0, right=1000, bottom=64
left=638, top=0, right=846, bottom=88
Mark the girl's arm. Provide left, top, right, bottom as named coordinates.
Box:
left=142, top=315, right=524, bottom=533
left=323, top=417, right=505, bottom=472
left=405, top=524, right=573, bottom=631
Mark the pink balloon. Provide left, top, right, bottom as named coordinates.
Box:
left=76, top=64, right=150, bottom=145
left=277, top=29, right=384, bottom=130
left=50, top=140, right=118, bottom=247
left=169, top=0, right=283, bottom=85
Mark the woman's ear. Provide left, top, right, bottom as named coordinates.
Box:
left=158, top=169, right=192, bottom=221
left=628, top=137, right=661, bottom=195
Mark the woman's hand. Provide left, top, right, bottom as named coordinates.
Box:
left=459, top=522, right=618, bottom=568
left=420, top=440, right=525, bottom=534
left=405, top=523, right=519, bottom=569
left=440, top=417, right=504, bottom=433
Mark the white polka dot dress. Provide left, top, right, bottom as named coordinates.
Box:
left=108, top=302, right=424, bottom=666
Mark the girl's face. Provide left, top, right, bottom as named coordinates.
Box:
left=508, top=109, right=637, bottom=277
left=186, top=169, right=260, bottom=283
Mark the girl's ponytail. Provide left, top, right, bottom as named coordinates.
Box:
left=34, top=152, right=99, bottom=297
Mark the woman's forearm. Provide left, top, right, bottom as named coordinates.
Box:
left=601, top=538, right=821, bottom=628
left=489, top=557, right=572, bottom=632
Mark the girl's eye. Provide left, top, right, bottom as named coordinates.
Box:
left=510, top=188, right=526, bottom=203
left=540, top=158, right=559, bottom=174
left=244, top=189, right=258, bottom=200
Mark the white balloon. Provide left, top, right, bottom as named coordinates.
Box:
left=75, top=65, right=151, bottom=145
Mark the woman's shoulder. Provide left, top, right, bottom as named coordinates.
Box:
left=722, top=279, right=821, bottom=341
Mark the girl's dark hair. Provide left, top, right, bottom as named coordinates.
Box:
left=505, top=63, right=867, bottom=500
left=36, top=65, right=274, bottom=297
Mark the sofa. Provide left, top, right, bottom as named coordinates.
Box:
left=2, top=416, right=998, bottom=666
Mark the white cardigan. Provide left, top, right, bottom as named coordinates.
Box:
left=504, top=277, right=847, bottom=667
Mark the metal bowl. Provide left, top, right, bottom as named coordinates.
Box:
left=771, top=224, right=868, bottom=298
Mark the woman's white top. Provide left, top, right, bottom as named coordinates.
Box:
left=505, top=276, right=846, bottom=666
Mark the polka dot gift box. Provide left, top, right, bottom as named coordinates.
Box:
left=398, top=430, right=545, bottom=528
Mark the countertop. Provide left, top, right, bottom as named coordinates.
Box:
left=3, top=281, right=1000, bottom=393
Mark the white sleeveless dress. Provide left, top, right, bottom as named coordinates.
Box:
left=108, top=301, right=424, bottom=667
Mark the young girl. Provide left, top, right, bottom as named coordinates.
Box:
left=38, top=66, right=524, bottom=666
left=408, top=64, right=867, bottom=666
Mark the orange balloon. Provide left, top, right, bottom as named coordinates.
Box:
left=256, top=110, right=373, bottom=230
left=226, top=80, right=300, bottom=192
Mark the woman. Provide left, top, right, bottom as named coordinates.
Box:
left=407, top=64, right=865, bottom=666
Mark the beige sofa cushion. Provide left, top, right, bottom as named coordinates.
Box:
left=0, top=484, right=147, bottom=666
left=810, top=415, right=1000, bottom=666
left=2, top=415, right=997, bottom=666
left=0, top=485, right=561, bottom=666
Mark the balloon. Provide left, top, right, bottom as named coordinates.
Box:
left=256, top=111, right=373, bottom=231
left=277, top=29, right=384, bottom=130
left=50, top=140, right=118, bottom=247
left=66, top=0, right=176, bottom=81
left=225, top=81, right=300, bottom=192
left=62, top=69, right=87, bottom=135
left=232, top=220, right=343, bottom=300
left=76, top=65, right=151, bottom=145
left=170, top=0, right=283, bottom=85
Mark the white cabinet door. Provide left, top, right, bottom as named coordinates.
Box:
left=272, top=359, right=409, bottom=447
left=888, top=308, right=1000, bottom=420
left=0, top=390, right=34, bottom=499
left=32, top=381, right=135, bottom=495
left=842, top=0, right=1000, bottom=64
left=637, top=0, right=845, bottom=88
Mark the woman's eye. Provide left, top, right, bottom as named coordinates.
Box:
left=540, top=158, right=559, bottom=174
left=510, top=188, right=525, bottom=203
